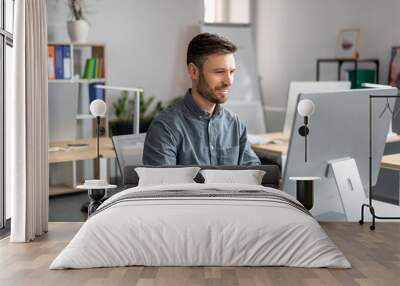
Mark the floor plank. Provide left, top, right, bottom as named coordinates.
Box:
left=0, top=222, right=399, bottom=286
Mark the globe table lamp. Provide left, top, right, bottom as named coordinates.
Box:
left=90, top=99, right=107, bottom=179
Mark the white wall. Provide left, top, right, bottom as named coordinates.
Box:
left=204, top=0, right=250, bottom=23
left=255, top=0, right=400, bottom=131
left=47, top=0, right=203, bottom=103
left=229, top=0, right=250, bottom=23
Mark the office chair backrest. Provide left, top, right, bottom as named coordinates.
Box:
left=112, top=133, right=147, bottom=183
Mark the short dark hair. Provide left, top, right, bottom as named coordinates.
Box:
left=186, top=33, right=237, bottom=68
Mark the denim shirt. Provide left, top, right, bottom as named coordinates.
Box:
left=142, top=89, right=260, bottom=166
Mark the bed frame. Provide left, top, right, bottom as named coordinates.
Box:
left=123, top=165, right=281, bottom=188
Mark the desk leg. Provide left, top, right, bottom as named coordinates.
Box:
left=61, top=161, right=77, bottom=189
left=354, top=61, right=358, bottom=87
left=100, top=158, right=108, bottom=196
left=100, top=158, right=108, bottom=180
left=338, top=62, right=342, bottom=80
left=72, top=160, right=77, bottom=189
left=376, top=61, right=379, bottom=83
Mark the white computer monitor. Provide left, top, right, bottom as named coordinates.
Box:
left=283, top=86, right=397, bottom=221
left=282, top=81, right=351, bottom=140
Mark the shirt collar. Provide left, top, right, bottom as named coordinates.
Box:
left=184, top=89, right=223, bottom=119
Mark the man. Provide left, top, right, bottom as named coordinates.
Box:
left=142, top=33, right=260, bottom=166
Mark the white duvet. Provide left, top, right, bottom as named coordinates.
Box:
left=50, top=183, right=351, bottom=269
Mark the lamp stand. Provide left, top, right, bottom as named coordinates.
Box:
left=96, top=116, right=100, bottom=179
left=85, top=115, right=105, bottom=216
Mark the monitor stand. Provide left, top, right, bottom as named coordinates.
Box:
left=326, top=157, right=367, bottom=221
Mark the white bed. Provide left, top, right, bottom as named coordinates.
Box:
left=50, top=183, right=351, bottom=269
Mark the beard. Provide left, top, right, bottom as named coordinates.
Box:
left=195, top=71, right=229, bottom=104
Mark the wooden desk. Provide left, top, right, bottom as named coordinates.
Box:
left=251, top=132, right=288, bottom=168
left=49, top=137, right=115, bottom=194
left=381, top=154, right=400, bottom=170
left=251, top=132, right=288, bottom=156
left=49, top=137, right=114, bottom=163
left=386, top=134, right=400, bottom=144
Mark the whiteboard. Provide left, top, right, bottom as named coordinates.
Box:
left=201, top=23, right=266, bottom=133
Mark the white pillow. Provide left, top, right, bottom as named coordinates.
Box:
left=135, top=167, right=200, bottom=186
left=200, top=169, right=266, bottom=185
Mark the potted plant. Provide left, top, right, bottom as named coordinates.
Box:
left=109, top=91, right=183, bottom=136
left=66, top=0, right=90, bottom=43
left=139, top=94, right=163, bottom=132
left=139, top=95, right=184, bottom=132
left=109, top=91, right=133, bottom=135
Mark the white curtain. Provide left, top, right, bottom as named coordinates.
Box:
left=8, top=0, right=49, bottom=242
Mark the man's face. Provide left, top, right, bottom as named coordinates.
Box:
left=193, top=53, right=236, bottom=104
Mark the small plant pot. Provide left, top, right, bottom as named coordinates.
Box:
left=109, top=120, right=133, bottom=136
left=139, top=120, right=152, bottom=133
left=109, top=120, right=153, bottom=136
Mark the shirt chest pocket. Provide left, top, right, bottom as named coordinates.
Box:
left=218, top=145, right=239, bottom=165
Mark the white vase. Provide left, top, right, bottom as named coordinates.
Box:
left=67, top=20, right=90, bottom=43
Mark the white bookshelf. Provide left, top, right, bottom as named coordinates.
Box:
left=48, top=42, right=110, bottom=194
left=48, top=42, right=107, bottom=82
left=48, top=42, right=108, bottom=135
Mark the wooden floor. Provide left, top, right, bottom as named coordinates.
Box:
left=1, top=222, right=400, bottom=286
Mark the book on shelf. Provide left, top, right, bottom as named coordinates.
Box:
left=54, top=45, right=64, bottom=79
left=48, top=44, right=105, bottom=81
left=83, top=58, right=90, bottom=79
left=49, top=44, right=72, bottom=80
left=63, top=45, right=71, bottom=79
left=48, top=45, right=55, bottom=80
left=95, top=58, right=100, bottom=78
left=83, top=57, right=104, bottom=79
left=101, top=58, right=105, bottom=78
left=83, top=58, right=93, bottom=79
left=89, top=82, right=105, bottom=103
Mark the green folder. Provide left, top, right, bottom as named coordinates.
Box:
left=83, top=58, right=91, bottom=79
left=90, top=58, right=97, bottom=79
